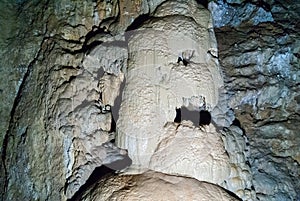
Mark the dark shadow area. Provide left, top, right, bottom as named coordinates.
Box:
left=196, top=0, right=208, bottom=8
left=231, top=118, right=241, bottom=128
left=174, top=107, right=181, bottom=123
left=175, top=107, right=212, bottom=126
left=110, top=115, right=116, bottom=133
left=111, top=77, right=126, bottom=125
left=231, top=118, right=246, bottom=135
left=221, top=185, right=243, bottom=201
left=181, top=107, right=200, bottom=126
left=245, top=0, right=271, bottom=12
left=125, top=14, right=150, bottom=32
left=67, top=166, right=114, bottom=201
left=96, top=67, right=104, bottom=81
left=67, top=156, right=132, bottom=201
left=177, top=57, right=189, bottom=66
left=199, top=110, right=211, bottom=126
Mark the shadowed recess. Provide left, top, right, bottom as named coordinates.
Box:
left=67, top=156, right=132, bottom=201
left=174, top=107, right=211, bottom=126
left=231, top=117, right=246, bottom=135
left=125, top=14, right=150, bottom=32
left=199, top=110, right=211, bottom=126
left=174, top=107, right=181, bottom=123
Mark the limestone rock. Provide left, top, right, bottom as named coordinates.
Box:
left=81, top=171, right=241, bottom=201
left=117, top=0, right=224, bottom=171
left=214, top=1, right=300, bottom=200
left=83, top=42, right=128, bottom=76
left=149, top=122, right=231, bottom=185
left=208, top=0, right=273, bottom=28
left=1, top=0, right=299, bottom=200
left=221, top=126, right=255, bottom=200
left=65, top=142, right=129, bottom=199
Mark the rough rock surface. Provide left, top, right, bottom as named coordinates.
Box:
left=0, top=0, right=132, bottom=200
left=117, top=0, right=223, bottom=169
left=210, top=0, right=300, bottom=200
left=81, top=171, right=241, bottom=201
left=0, top=0, right=299, bottom=200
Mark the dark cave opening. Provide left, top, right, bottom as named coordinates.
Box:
left=67, top=165, right=114, bottom=201
left=199, top=110, right=211, bottom=126
left=174, top=107, right=181, bottom=123
left=173, top=107, right=211, bottom=126
left=231, top=118, right=246, bottom=135
left=67, top=156, right=132, bottom=201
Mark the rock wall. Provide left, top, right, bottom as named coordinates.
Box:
left=210, top=0, right=300, bottom=200
left=0, top=0, right=299, bottom=201
left=80, top=171, right=241, bottom=201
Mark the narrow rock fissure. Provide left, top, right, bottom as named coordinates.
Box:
left=125, top=14, right=150, bottom=32
left=67, top=166, right=115, bottom=201
left=111, top=77, right=126, bottom=125
left=174, top=107, right=181, bottom=123
left=67, top=157, right=132, bottom=201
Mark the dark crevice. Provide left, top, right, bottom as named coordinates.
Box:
left=196, top=0, right=208, bottom=8
left=67, top=166, right=114, bottom=201
left=67, top=156, right=132, bottom=201
left=174, top=107, right=181, bottom=123
left=181, top=107, right=201, bottom=126
left=111, top=77, right=126, bottom=125
left=109, top=115, right=116, bottom=133
left=58, top=26, right=113, bottom=55
left=222, top=187, right=243, bottom=201
left=231, top=117, right=246, bottom=135
left=199, top=110, right=211, bottom=126
left=125, top=14, right=151, bottom=32
left=245, top=0, right=271, bottom=12
left=177, top=57, right=189, bottom=66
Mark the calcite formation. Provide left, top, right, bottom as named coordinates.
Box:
left=116, top=0, right=254, bottom=199
left=117, top=0, right=223, bottom=169
left=1, top=0, right=299, bottom=200
left=81, top=171, right=241, bottom=201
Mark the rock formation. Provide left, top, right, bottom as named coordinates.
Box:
left=0, top=0, right=299, bottom=201
left=80, top=171, right=241, bottom=201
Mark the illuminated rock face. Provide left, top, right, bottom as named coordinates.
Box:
left=117, top=0, right=223, bottom=170
left=114, top=1, right=257, bottom=199
left=81, top=171, right=241, bottom=201
left=2, top=0, right=298, bottom=200
left=115, top=1, right=256, bottom=199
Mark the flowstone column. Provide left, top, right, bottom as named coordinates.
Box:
left=117, top=0, right=223, bottom=171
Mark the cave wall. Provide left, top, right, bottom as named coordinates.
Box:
left=210, top=0, right=300, bottom=200
left=0, top=0, right=299, bottom=201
